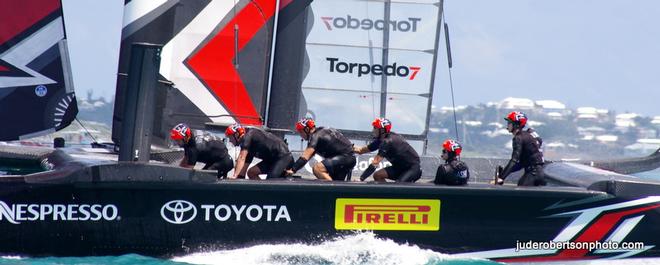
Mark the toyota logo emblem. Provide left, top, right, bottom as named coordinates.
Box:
left=161, top=200, right=197, bottom=224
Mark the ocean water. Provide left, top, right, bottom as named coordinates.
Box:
left=1, top=233, right=494, bottom=265
left=632, top=167, right=660, bottom=181
left=2, top=232, right=658, bottom=265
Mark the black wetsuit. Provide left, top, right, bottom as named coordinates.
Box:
left=367, top=132, right=421, bottom=182
left=184, top=134, right=233, bottom=178
left=500, top=128, right=546, bottom=186
left=434, top=159, right=469, bottom=185
left=240, top=128, right=293, bottom=179
left=307, top=127, right=356, bottom=181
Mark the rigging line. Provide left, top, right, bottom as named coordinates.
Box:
left=75, top=118, right=99, bottom=144
left=442, top=13, right=460, bottom=141
left=233, top=0, right=239, bottom=124
left=365, top=2, right=376, bottom=118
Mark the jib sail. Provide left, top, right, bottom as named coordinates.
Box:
left=268, top=0, right=443, bottom=153
left=0, top=0, right=77, bottom=141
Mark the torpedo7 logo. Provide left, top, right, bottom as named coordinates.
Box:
left=320, top=16, right=421, bottom=32
left=326, top=58, right=421, bottom=80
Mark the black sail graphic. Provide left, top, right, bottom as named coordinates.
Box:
left=115, top=0, right=300, bottom=146
left=0, top=0, right=77, bottom=141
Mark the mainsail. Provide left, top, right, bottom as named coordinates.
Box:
left=114, top=0, right=441, bottom=153
left=115, top=0, right=293, bottom=146
left=0, top=0, right=77, bottom=141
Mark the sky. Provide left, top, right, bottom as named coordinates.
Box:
left=62, top=0, right=660, bottom=117
left=61, top=0, right=123, bottom=102
left=432, top=0, right=660, bottom=117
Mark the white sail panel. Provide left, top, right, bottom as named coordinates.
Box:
left=385, top=49, right=435, bottom=95
left=306, top=0, right=439, bottom=51
left=302, top=89, right=380, bottom=132
left=385, top=94, right=430, bottom=135
left=299, top=0, right=441, bottom=141
left=302, top=45, right=434, bottom=95
left=302, top=44, right=384, bottom=91
left=388, top=2, right=439, bottom=51
left=307, top=0, right=385, bottom=48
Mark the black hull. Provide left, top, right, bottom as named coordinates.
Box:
left=1, top=162, right=659, bottom=262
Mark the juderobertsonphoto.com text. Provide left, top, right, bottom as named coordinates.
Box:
left=515, top=240, right=645, bottom=252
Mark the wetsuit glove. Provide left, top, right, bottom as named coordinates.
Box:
left=499, top=160, right=517, bottom=182
left=360, top=164, right=376, bottom=181
left=291, top=157, right=308, bottom=173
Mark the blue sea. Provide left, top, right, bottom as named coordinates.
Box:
left=1, top=232, right=658, bottom=265
left=632, top=167, right=660, bottom=181
left=0, top=233, right=493, bottom=265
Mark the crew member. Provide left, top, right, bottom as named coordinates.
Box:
left=170, top=123, right=233, bottom=179
left=434, top=139, right=469, bottom=185
left=225, top=123, right=293, bottom=179
left=353, top=118, right=421, bottom=182
left=492, top=111, right=546, bottom=186
left=286, top=118, right=356, bottom=181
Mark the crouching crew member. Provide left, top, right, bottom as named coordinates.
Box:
left=286, top=118, right=356, bottom=181
left=225, top=124, right=293, bottom=179
left=492, top=111, right=546, bottom=186
left=170, top=123, right=233, bottom=179
left=354, top=118, right=422, bottom=182
left=434, top=139, right=469, bottom=185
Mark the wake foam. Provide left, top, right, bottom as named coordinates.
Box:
left=172, top=232, right=492, bottom=265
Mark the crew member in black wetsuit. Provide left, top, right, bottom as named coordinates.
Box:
left=492, top=111, right=546, bottom=186
left=285, top=118, right=356, bottom=181
left=353, top=118, right=421, bottom=182
left=225, top=123, right=293, bottom=180
left=170, top=123, right=233, bottom=179
left=434, top=139, right=469, bottom=185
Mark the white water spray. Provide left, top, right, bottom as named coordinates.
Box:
left=172, top=232, right=487, bottom=265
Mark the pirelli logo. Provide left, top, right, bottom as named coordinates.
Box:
left=335, top=198, right=440, bottom=231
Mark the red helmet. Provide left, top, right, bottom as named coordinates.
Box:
left=372, top=118, right=392, bottom=133
left=225, top=123, right=245, bottom=137
left=442, top=139, right=462, bottom=156
left=505, top=111, right=528, bottom=128
left=295, top=118, right=315, bottom=132
left=170, top=123, right=191, bottom=141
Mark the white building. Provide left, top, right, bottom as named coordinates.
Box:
left=595, top=135, right=618, bottom=143
left=575, top=107, right=609, bottom=123
left=577, top=126, right=606, bottom=137
left=535, top=100, right=569, bottom=118
left=652, top=116, right=660, bottom=126
left=615, top=113, right=639, bottom=128
left=439, top=106, right=467, bottom=113
left=498, top=97, right=535, bottom=110
left=536, top=100, right=566, bottom=110
left=546, top=112, right=564, bottom=120
left=624, top=139, right=660, bottom=156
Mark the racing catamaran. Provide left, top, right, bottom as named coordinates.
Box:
left=0, top=0, right=659, bottom=262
